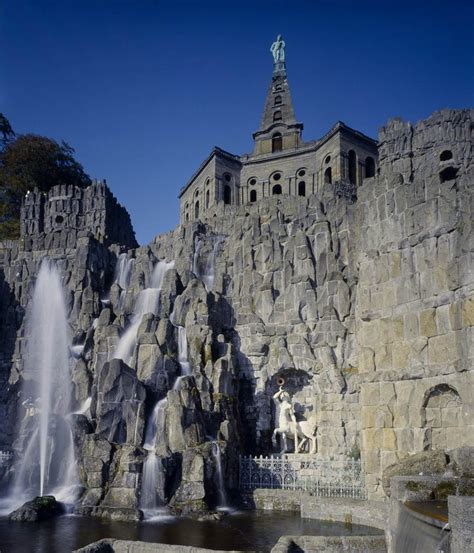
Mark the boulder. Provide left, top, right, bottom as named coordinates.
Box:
left=382, top=450, right=449, bottom=496
left=93, top=359, right=146, bottom=445
left=9, top=495, right=65, bottom=522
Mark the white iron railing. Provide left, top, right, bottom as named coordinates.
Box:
left=0, top=450, right=13, bottom=466
left=239, top=454, right=366, bottom=499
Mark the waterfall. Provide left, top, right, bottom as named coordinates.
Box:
left=114, top=253, right=135, bottom=309
left=204, top=235, right=225, bottom=291
left=177, top=326, right=191, bottom=376
left=115, top=253, right=135, bottom=291
left=192, top=235, right=225, bottom=291
left=192, top=237, right=202, bottom=276
left=211, top=441, right=228, bottom=510
left=12, top=260, right=78, bottom=503
left=140, top=399, right=167, bottom=516
left=74, top=396, right=92, bottom=415
left=113, top=260, right=174, bottom=365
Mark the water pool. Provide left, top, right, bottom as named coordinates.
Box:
left=0, top=510, right=382, bottom=553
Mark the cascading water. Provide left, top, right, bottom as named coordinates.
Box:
left=192, top=235, right=225, bottom=291
left=211, top=441, right=228, bottom=510
left=140, top=399, right=167, bottom=517
left=177, top=326, right=191, bottom=376
left=11, top=260, right=78, bottom=504
left=192, top=237, right=202, bottom=277
left=113, top=260, right=174, bottom=365
left=115, top=253, right=135, bottom=290
left=114, top=253, right=135, bottom=308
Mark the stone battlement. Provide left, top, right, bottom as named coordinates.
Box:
left=378, top=108, right=473, bottom=184
left=20, top=179, right=137, bottom=251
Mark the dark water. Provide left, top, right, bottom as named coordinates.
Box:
left=0, top=510, right=382, bottom=553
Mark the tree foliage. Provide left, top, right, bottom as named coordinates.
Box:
left=0, top=113, right=14, bottom=146
left=0, top=115, right=91, bottom=239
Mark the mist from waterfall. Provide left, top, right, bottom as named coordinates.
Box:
left=113, top=260, right=174, bottom=364
left=12, top=260, right=78, bottom=504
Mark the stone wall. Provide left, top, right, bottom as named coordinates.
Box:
left=356, top=109, right=474, bottom=497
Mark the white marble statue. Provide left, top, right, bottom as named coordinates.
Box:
left=272, top=386, right=317, bottom=454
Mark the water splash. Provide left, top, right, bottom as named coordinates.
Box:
left=12, top=259, right=78, bottom=502
left=113, top=260, right=174, bottom=364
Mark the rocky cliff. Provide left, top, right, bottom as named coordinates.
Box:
left=0, top=109, right=472, bottom=516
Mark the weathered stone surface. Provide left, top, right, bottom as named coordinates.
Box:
left=9, top=495, right=65, bottom=521
left=93, top=359, right=146, bottom=446
left=0, top=108, right=472, bottom=515
left=382, top=450, right=448, bottom=497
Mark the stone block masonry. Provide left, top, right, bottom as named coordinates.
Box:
left=21, top=179, right=137, bottom=251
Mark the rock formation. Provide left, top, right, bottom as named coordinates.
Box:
left=0, top=109, right=472, bottom=517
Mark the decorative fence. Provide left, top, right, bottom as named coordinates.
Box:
left=239, top=455, right=366, bottom=499
left=0, top=450, right=13, bottom=466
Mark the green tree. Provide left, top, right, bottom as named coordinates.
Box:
left=0, top=113, right=14, bottom=146
left=0, top=132, right=91, bottom=239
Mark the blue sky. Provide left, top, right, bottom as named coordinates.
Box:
left=1, top=0, right=472, bottom=244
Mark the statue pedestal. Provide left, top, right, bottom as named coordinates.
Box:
left=273, top=62, right=286, bottom=77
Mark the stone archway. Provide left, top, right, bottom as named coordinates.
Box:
left=422, top=384, right=463, bottom=450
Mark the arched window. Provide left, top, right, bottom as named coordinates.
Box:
left=273, top=110, right=282, bottom=122
left=195, top=201, right=200, bottom=219
left=250, top=189, right=257, bottom=203
left=272, top=184, right=282, bottom=195
left=348, top=150, right=357, bottom=185
left=224, top=185, right=231, bottom=205
left=194, top=189, right=199, bottom=197
left=440, top=150, right=453, bottom=162
left=324, top=167, right=332, bottom=184
left=440, top=167, right=458, bottom=182
left=206, top=189, right=210, bottom=208
left=185, top=213, right=189, bottom=222
left=365, top=156, right=375, bottom=178
left=274, top=95, right=282, bottom=106
left=274, top=84, right=282, bottom=92
left=298, top=181, right=306, bottom=197
left=272, top=132, right=282, bottom=153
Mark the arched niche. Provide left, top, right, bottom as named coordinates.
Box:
left=422, top=384, right=464, bottom=450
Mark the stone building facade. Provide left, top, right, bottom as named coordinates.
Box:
left=179, top=50, right=378, bottom=223
left=20, top=179, right=137, bottom=251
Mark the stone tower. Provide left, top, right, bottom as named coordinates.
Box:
left=252, top=35, right=303, bottom=156
left=179, top=36, right=378, bottom=223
